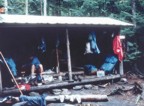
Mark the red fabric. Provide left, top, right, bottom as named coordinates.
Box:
left=17, top=84, right=31, bottom=91
left=113, top=35, right=123, bottom=61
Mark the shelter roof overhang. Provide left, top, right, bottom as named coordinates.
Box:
left=0, top=14, right=133, bottom=28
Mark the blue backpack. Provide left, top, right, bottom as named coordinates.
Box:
left=100, top=55, right=118, bottom=72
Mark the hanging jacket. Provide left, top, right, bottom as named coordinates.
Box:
left=113, top=35, right=123, bottom=61
left=85, top=32, right=100, bottom=54
left=38, top=37, right=46, bottom=53
left=5, top=57, right=17, bottom=77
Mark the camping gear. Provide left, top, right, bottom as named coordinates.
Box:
left=0, top=51, right=23, bottom=95
left=84, top=64, right=97, bottom=75
left=97, top=70, right=105, bottom=77
left=100, top=55, right=118, bottom=72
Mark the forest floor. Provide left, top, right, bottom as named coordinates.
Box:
left=1, top=72, right=144, bottom=106
left=47, top=73, right=144, bottom=106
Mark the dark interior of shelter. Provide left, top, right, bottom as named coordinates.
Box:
left=0, top=27, right=120, bottom=87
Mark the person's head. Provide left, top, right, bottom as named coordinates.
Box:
left=0, top=5, right=5, bottom=14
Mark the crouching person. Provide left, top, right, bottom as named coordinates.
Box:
left=22, top=55, right=45, bottom=85
left=31, top=56, right=43, bottom=80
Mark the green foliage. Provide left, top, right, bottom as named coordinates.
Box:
left=28, top=0, right=41, bottom=15
left=8, top=0, right=25, bottom=15
left=125, top=42, right=142, bottom=63
left=0, top=0, right=4, bottom=6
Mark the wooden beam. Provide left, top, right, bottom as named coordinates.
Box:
left=66, top=29, right=72, bottom=81
left=2, top=74, right=121, bottom=94
left=56, top=48, right=60, bottom=74
left=42, top=71, right=84, bottom=76
left=0, top=66, right=2, bottom=93
left=119, top=61, right=124, bottom=75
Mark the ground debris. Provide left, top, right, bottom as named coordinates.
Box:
left=108, top=81, right=143, bottom=96
left=132, top=82, right=142, bottom=94
left=108, top=87, right=124, bottom=96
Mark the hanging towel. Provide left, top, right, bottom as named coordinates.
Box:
left=38, top=37, right=46, bottom=53
left=85, top=32, right=100, bottom=54
left=113, top=35, right=123, bottom=61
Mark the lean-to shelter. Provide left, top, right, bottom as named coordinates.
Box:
left=0, top=15, right=133, bottom=94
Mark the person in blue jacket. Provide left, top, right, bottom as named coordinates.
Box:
left=22, top=56, right=44, bottom=83
left=30, top=56, right=44, bottom=82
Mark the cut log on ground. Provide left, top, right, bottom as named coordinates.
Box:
left=0, top=94, right=108, bottom=105
left=45, top=94, right=108, bottom=103
left=2, top=74, right=121, bottom=95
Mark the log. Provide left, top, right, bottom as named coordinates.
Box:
left=135, top=94, right=141, bottom=104
left=45, top=94, right=108, bottom=103
left=42, top=71, right=84, bottom=76
left=0, top=94, right=108, bottom=104
left=2, top=74, right=121, bottom=95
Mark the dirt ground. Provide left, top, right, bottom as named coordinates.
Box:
left=1, top=74, right=144, bottom=106
left=47, top=74, right=144, bottom=106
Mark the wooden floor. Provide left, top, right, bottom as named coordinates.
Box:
left=1, top=74, right=121, bottom=95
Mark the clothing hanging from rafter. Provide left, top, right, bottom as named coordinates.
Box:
left=113, top=35, right=123, bottom=61
left=85, top=32, right=100, bottom=54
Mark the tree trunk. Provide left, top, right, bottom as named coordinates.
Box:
left=25, top=0, right=28, bottom=15
left=131, top=0, right=136, bottom=28
left=47, top=0, right=49, bottom=15
left=54, top=0, right=61, bottom=16
left=40, top=0, right=43, bottom=15
left=43, top=0, right=47, bottom=16
left=4, top=0, right=8, bottom=14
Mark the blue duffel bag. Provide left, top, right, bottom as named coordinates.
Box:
left=84, top=64, right=98, bottom=74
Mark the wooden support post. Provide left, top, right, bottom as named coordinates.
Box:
left=119, top=61, right=124, bottom=75
left=56, top=48, right=60, bottom=74
left=56, top=35, right=60, bottom=74
left=119, top=35, right=125, bottom=76
left=0, top=66, right=2, bottom=93
left=66, top=29, right=72, bottom=81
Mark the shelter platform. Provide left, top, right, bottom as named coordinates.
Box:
left=1, top=74, right=121, bottom=95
